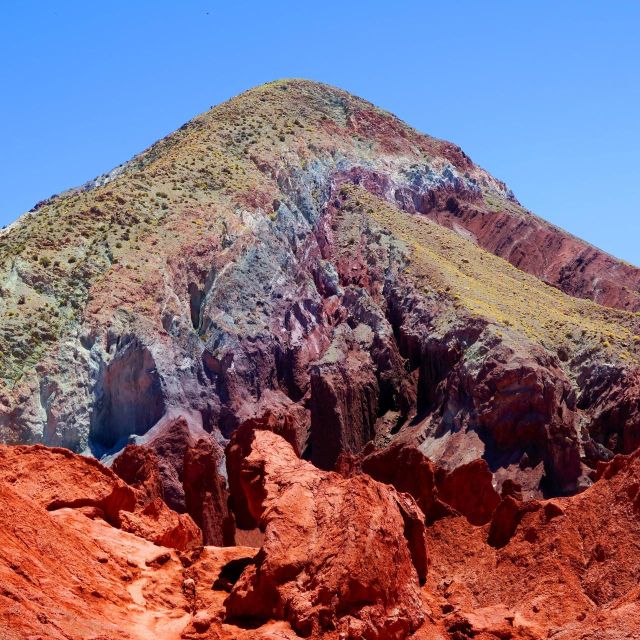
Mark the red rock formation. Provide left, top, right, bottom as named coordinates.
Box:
left=419, top=335, right=583, bottom=495
left=436, top=459, right=501, bottom=526
left=226, top=410, right=311, bottom=531
left=118, top=497, right=202, bottom=550
left=3, top=430, right=640, bottom=638
left=113, top=418, right=234, bottom=547
left=0, top=444, right=136, bottom=524
left=224, top=430, right=428, bottom=639
left=112, top=443, right=164, bottom=506
left=0, top=459, right=259, bottom=640
left=423, top=448, right=640, bottom=639
left=360, top=443, right=500, bottom=526
left=0, top=444, right=200, bottom=551
left=183, top=438, right=235, bottom=546
left=360, top=442, right=452, bottom=524
left=144, top=416, right=197, bottom=512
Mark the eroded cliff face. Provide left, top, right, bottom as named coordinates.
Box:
left=0, top=79, right=639, bottom=501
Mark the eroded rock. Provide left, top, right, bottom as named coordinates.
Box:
left=224, top=430, right=428, bottom=639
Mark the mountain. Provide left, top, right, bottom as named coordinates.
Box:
left=1, top=79, right=640, bottom=639
left=1, top=79, right=638, bottom=493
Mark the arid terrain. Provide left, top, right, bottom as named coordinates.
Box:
left=1, top=80, right=639, bottom=639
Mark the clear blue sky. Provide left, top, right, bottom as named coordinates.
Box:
left=1, top=1, right=638, bottom=265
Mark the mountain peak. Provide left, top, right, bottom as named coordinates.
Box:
left=0, top=80, right=638, bottom=482
left=2, top=78, right=640, bottom=640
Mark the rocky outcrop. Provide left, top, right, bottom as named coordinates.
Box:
left=450, top=340, right=582, bottom=495
left=112, top=443, right=164, bottom=506
left=142, top=416, right=197, bottom=513
left=117, top=497, right=202, bottom=550
left=0, top=444, right=136, bottom=524
left=112, top=419, right=233, bottom=547
left=309, top=340, right=379, bottom=470
left=420, top=447, right=640, bottom=639
left=579, top=365, right=640, bottom=459
left=358, top=443, right=452, bottom=524
left=358, top=442, right=500, bottom=526
left=224, top=430, right=428, bottom=639
left=0, top=444, right=201, bottom=551
left=0, top=450, right=262, bottom=640
left=0, top=81, right=636, bottom=503
left=389, top=291, right=585, bottom=495
left=183, top=438, right=235, bottom=546
left=436, top=459, right=501, bottom=526
left=4, top=418, right=640, bottom=638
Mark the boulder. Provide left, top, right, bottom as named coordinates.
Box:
left=118, top=497, right=202, bottom=550
left=111, top=443, right=164, bottom=506
left=224, top=430, right=428, bottom=639
left=361, top=443, right=500, bottom=526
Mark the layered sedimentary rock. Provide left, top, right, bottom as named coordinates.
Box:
left=1, top=78, right=640, bottom=638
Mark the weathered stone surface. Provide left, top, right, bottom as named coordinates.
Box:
left=113, top=425, right=233, bottom=547
left=0, top=444, right=203, bottom=552
left=579, top=365, right=640, bottom=460
left=359, top=442, right=452, bottom=524
left=2, top=78, right=640, bottom=639
left=0, top=444, right=136, bottom=524
left=118, top=496, right=202, bottom=550
left=3, top=422, right=640, bottom=639
left=112, top=443, right=164, bottom=506
left=183, top=437, right=235, bottom=546
left=435, top=459, right=501, bottom=526
left=309, top=338, right=379, bottom=470
left=359, top=443, right=499, bottom=526
left=224, top=430, right=428, bottom=639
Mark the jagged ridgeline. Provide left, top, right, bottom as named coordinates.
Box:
left=0, top=79, right=639, bottom=498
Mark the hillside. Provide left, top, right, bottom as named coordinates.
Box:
left=3, top=78, right=640, bottom=640
left=0, top=79, right=638, bottom=498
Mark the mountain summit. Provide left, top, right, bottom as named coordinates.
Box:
left=0, top=79, right=639, bottom=493
left=1, top=79, right=640, bottom=639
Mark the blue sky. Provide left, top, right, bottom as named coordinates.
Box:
left=1, top=1, right=638, bottom=265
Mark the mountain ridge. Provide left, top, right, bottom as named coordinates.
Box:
left=2, top=78, right=640, bottom=640
left=0, top=79, right=638, bottom=499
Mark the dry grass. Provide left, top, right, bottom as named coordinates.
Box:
left=340, top=185, right=640, bottom=366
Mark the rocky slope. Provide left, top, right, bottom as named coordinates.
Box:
left=0, top=79, right=638, bottom=501
left=3, top=427, right=640, bottom=639
left=2, top=79, right=640, bottom=638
